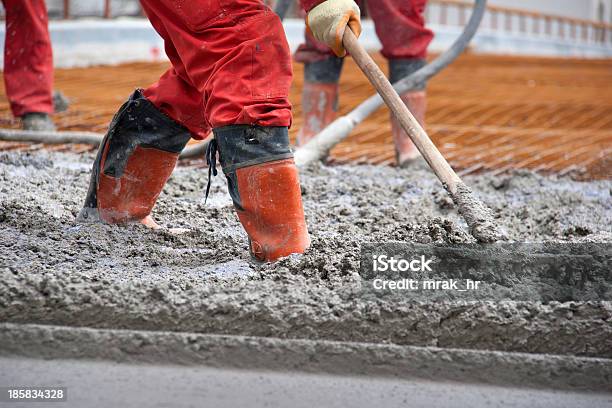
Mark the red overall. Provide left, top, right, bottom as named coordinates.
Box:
left=2, top=0, right=54, bottom=117
left=297, top=0, right=433, bottom=62
left=140, top=0, right=293, bottom=140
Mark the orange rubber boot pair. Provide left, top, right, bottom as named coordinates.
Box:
left=298, top=57, right=428, bottom=168
left=81, top=92, right=309, bottom=262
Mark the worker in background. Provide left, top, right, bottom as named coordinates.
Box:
left=297, top=0, right=433, bottom=167
left=2, top=0, right=56, bottom=131
left=79, top=0, right=362, bottom=262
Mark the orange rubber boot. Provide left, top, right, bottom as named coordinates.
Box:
left=389, top=58, right=428, bottom=167
left=297, top=82, right=339, bottom=146
left=391, top=90, right=427, bottom=167
left=297, top=57, right=344, bottom=147
left=79, top=90, right=190, bottom=224
left=212, top=125, right=310, bottom=262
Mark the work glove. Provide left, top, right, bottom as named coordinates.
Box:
left=306, top=0, right=361, bottom=57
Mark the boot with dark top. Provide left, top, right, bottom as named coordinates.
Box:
left=21, top=112, right=56, bottom=131
left=78, top=89, right=190, bottom=228
left=208, top=125, right=311, bottom=262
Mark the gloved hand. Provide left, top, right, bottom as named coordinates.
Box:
left=306, top=0, right=361, bottom=57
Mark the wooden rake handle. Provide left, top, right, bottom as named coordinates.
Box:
left=342, top=28, right=462, bottom=193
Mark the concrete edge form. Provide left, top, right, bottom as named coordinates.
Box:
left=0, top=323, right=611, bottom=393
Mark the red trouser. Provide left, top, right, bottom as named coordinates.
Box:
left=295, top=0, right=433, bottom=63
left=140, top=0, right=293, bottom=140
left=2, top=0, right=54, bottom=117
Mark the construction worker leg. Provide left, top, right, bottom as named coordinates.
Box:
left=143, top=68, right=211, bottom=141
left=369, top=0, right=433, bottom=166
left=140, top=0, right=309, bottom=261
left=79, top=4, right=215, bottom=226
left=295, top=22, right=345, bottom=147
left=2, top=0, right=54, bottom=129
left=140, top=3, right=211, bottom=141
left=140, top=0, right=293, bottom=128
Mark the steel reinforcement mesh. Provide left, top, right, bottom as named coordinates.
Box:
left=0, top=54, right=610, bottom=179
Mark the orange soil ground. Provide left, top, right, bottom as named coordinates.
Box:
left=1, top=53, right=610, bottom=179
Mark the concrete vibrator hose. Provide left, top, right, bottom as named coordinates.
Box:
left=0, top=128, right=209, bottom=160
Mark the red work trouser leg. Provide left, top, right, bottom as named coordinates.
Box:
left=294, top=0, right=433, bottom=62
left=368, top=0, right=432, bottom=165
left=140, top=0, right=292, bottom=132
left=2, top=0, right=54, bottom=117
left=368, top=0, right=433, bottom=60
left=144, top=68, right=211, bottom=140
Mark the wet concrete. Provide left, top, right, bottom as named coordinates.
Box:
left=0, top=151, right=611, bottom=357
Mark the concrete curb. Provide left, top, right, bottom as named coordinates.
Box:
left=1, top=323, right=611, bottom=392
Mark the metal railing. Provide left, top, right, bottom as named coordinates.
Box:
left=427, top=0, right=611, bottom=45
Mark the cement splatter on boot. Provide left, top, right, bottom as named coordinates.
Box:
left=21, top=113, right=56, bottom=132
left=53, top=91, right=70, bottom=113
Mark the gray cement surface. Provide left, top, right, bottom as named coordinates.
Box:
left=2, top=356, right=611, bottom=408
left=2, top=323, right=612, bottom=407
left=1, top=151, right=611, bottom=357
left=3, top=323, right=611, bottom=392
